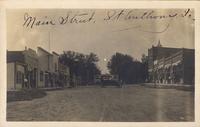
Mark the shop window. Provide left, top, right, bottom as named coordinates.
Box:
left=16, top=71, right=23, bottom=84
left=40, top=71, right=44, bottom=81
left=55, top=63, right=57, bottom=72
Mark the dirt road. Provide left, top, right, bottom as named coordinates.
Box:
left=7, top=85, right=194, bottom=121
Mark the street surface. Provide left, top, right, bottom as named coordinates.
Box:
left=7, top=85, right=194, bottom=121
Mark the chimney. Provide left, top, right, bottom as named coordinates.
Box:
left=157, top=40, right=162, bottom=47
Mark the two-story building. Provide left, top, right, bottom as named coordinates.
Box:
left=37, top=47, right=53, bottom=88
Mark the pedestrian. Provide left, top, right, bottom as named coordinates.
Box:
left=119, top=80, right=123, bottom=88
left=24, top=78, right=28, bottom=88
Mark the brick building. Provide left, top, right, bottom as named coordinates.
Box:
left=148, top=42, right=194, bottom=85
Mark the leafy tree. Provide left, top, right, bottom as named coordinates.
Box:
left=141, top=54, right=148, bottom=64
left=107, top=52, right=146, bottom=84
left=59, top=51, right=101, bottom=86
left=141, top=54, right=148, bottom=82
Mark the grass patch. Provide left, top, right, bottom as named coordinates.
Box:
left=7, top=89, right=47, bottom=102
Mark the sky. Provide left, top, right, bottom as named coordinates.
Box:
left=7, top=9, right=194, bottom=73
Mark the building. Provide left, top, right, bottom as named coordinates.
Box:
left=37, top=47, right=53, bottom=88
left=94, top=75, right=101, bottom=84
left=7, top=48, right=38, bottom=90
left=23, top=48, right=38, bottom=88
left=7, top=57, right=26, bottom=90
left=37, top=47, right=70, bottom=88
left=148, top=42, right=180, bottom=82
left=148, top=42, right=194, bottom=85
left=7, top=46, right=71, bottom=90
left=52, top=52, right=60, bottom=87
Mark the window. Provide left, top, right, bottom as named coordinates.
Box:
left=55, top=63, right=57, bottom=72
left=40, top=71, right=44, bottom=81
left=16, top=71, right=23, bottom=84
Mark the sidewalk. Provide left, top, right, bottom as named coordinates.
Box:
left=145, top=83, right=193, bottom=87
left=143, top=83, right=194, bottom=91
left=39, top=87, right=65, bottom=91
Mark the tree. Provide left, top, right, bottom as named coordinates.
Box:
left=107, top=52, right=146, bottom=84
left=141, top=54, right=148, bottom=64
left=141, top=54, right=148, bottom=82
left=59, top=51, right=101, bottom=86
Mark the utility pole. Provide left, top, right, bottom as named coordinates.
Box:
left=49, top=31, right=51, bottom=52
left=47, top=31, right=51, bottom=87
left=48, top=31, right=51, bottom=71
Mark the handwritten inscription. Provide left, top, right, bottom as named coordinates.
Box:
left=104, top=9, right=192, bottom=21
left=23, top=11, right=96, bottom=28
left=23, top=13, right=56, bottom=28
left=58, top=12, right=95, bottom=25
left=23, top=9, right=193, bottom=30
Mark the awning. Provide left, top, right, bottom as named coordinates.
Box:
left=158, top=65, right=164, bottom=69
left=164, top=64, right=171, bottom=68
left=172, top=60, right=181, bottom=66
left=153, top=60, right=158, bottom=65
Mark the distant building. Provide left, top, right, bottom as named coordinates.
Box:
left=100, top=74, right=119, bottom=81
left=58, top=63, right=70, bottom=87
left=148, top=42, right=194, bottom=85
left=94, top=75, right=101, bottom=84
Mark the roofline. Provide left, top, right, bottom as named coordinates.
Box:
left=37, top=47, right=52, bottom=55
left=158, top=48, right=194, bottom=61
left=149, top=46, right=194, bottom=50
left=27, top=48, right=37, bottom=52
left=52, top=51, right=60, bottom=56
left=7, top=50, right=24, bottom=53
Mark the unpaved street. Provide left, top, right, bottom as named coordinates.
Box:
left=7, top=85, right=194, bottom=121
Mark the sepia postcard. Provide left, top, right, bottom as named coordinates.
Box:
left=0, top=1, right=200, bottom=127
